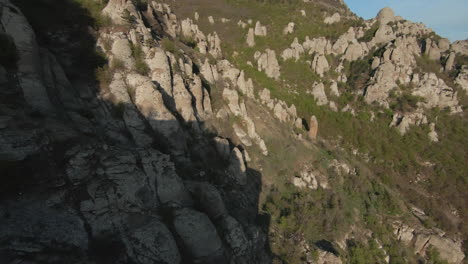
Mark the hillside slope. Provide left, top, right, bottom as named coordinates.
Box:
left=0, top=0, right=466, bottom=263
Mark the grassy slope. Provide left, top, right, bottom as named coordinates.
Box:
left=165, top=0, right=467, bottom=262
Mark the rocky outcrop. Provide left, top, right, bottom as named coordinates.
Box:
left=0, top=2, right=272, bottom=263
left=255, top=49, right=281, bottom=79
left=393, top=222, right=465, bottom=264
left=324, top=13, right=341, bottom=24
left=283, top=22, right=295, bottom=35
left=310, top=82, right=328, bottom=105
left=246, top=28, right=255, bottom=47
left=311, top=54, right=330, bottom=77
left=281, top=38, right=305, bottom=61
left=254, top=21, right=267, bottom=36
left=452, top=40, right=468, bottom=55
left=455, top=66, right=468, bottom=91
left=376, top=7, right=396, bottom=25
left=309, top=115, right=318, bottom=140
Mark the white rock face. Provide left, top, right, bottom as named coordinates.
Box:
left=324, top=13, right=341, bottom=24
left=309, top=115, right=319, bottom=140
left=311, top=54, right=330, bottom=77
left=254, top=21, right=267, bottom=36
left=283, top=22, right=295, bottom=35
left=246, top=28, right=255, bottom=47
left=376, top=7, right=395, bottom=25
left=300, top=10, right=306, bottom=17
left=256, top=49, right=281, bottom=79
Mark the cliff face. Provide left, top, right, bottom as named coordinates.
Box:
left=0, top=0, right=466, bottom=263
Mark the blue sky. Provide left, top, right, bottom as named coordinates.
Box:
left=344, top=0, right=468, bottom=42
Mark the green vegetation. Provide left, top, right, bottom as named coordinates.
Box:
left=358, top=23, right=379, bottom=42
left=131, top=43, right=150, bottom=75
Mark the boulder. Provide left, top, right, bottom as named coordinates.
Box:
left=126, top=219, right=181, bottom=264
left=173, top=208, right=223, bottom=260
left=324, top=13, right=341, bottom=24
left=309, top=115, right=318, bottom=140
left=246, top=28, right=255, bottom=47
left=283, top=22, right=295, bottom=35
left=311, top=82, right=328, bottom=106
left=256, top=49, right=281, bottom=79
left=254, top=21, right=267, bottom=36
left=452, top=39, right=468, bottom=55
left=455, top=66, right=468, bottom=91
left=376, top=7, right=395, bottom=25
left=444, top=52, right=456, bottom=72
left=311, top=54, right=330, bottom=77
left=208, top=16, right=215, bottom=24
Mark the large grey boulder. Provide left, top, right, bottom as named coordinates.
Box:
left=173, top=208, right=224, bottom=260
left=126, top=219, right=181, bottom=264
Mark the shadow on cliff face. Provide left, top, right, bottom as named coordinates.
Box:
left=0, top=1, right=272, bottom=263
left=10, top=0, right=107, bottom=80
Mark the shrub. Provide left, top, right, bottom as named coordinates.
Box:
left=131, top=44, right=150, bottom=75
left=161, top=38, right=176, bottom=53
left=358, top=23, right=379, bottom=42
left=95, top=65, right=112, bottom=90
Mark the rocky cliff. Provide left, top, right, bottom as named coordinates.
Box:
left=0, top=0, right=466, bottom=263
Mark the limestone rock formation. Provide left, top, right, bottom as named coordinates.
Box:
left=376, top=7, right=395, bottom=25
left=254, top=21, right=267, bottom=36
left=255, top=49, right=281, bottom=79
left=324, top=13, right=341, bottom=24
left=283, top=22, right=295, bottom=35
left=311, top=54, right=330, bottom=77
left=246, top=28, right=255, bottom=47
left=309, top=115, right=318, bottom=140
left=455, top=66, right=468, bottom=91
left=310, top=82, right=328, bottom=105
